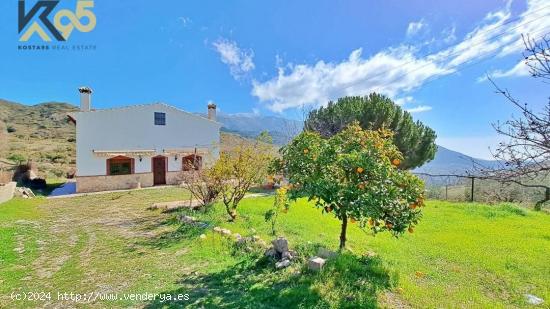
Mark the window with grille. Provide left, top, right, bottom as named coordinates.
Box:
left=154, top=112, right=166, bottom=125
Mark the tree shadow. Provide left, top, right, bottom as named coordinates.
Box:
left=143, top=252, right=395, bottom=308
left=131, top=208, right=219, bottom=250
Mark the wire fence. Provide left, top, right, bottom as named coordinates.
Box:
left=413, top=172, right=548, bottom=205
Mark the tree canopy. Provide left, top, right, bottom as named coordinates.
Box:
left=304, top=93, right=437, bottom=169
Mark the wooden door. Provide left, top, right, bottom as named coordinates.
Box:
left=153, top=156, right=166, bottom=185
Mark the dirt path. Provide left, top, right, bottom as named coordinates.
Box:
left=4, top=187, right=197, bottom=308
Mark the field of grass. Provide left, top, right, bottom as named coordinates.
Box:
left=1, top=188, right=549, bottom=308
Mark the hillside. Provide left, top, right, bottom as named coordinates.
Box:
left=0, top=100, right=279, bottom=178
left=0, top=99, right=78, bottom=177
left=414, top=145, right=501, bottom=185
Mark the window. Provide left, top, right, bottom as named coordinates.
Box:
left=107, top=156, right=134, bottom=175
left=182, top=155, right=202, bottom=171
left=154, top=112, right=166, bottom=125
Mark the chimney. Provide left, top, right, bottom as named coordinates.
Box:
left=207, top=102, right=217, bottom=121
left=78, top=86, right=93, bottom=111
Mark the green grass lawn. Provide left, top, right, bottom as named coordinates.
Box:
left=1, top=188, right=549, bottom=308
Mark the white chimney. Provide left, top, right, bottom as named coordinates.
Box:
left=207, top=102, right=217, bottom=121
left=78, top=86, right=93, bottom=111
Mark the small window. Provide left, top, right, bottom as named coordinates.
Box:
left=154, top=112, right=166, bottom=125
left=107, top=156, right=134, bottom=175
left=182, top=155, right=203, bottom=171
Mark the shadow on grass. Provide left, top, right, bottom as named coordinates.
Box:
left=133, top=208, right=218, bottom=250
left=143, top=252, right=395, bottom=308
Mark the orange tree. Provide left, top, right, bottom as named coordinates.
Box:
left=279, top=122, right=425, bottom=250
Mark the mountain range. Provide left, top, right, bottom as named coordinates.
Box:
left=0, top=100, right=499, bottom=182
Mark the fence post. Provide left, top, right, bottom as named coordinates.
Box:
left=470, top=177, right=475, bottom=202
left=445, top=185, right=448, bottom=200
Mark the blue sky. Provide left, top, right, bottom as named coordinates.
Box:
left=1, top=0, right=549, bottom=159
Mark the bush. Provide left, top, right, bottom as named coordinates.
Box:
left=7, top=153, right=26, bottom=164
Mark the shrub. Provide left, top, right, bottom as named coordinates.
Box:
left=7, top=153, right=26, bottom=164
left=264, top=187, right=290, bottom=235
left=180, top=167, right=221, bottom=208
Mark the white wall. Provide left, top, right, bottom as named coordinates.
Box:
left=75, top=103, right=221, bottom=176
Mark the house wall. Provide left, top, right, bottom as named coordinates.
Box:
left=74, top=103, right=220, bottom=193
left=75, top=103, right=221, bottom=177
left=0, top=182, right=16, bottom=204
left=76, top=171, right=186, bottom=193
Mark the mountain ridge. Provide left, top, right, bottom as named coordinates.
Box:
left=0, top=100, right=500, bottom=182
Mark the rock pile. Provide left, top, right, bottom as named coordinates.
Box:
left=264, top=237, right=297, bottom=269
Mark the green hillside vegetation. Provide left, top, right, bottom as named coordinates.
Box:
left=0, top=99, right=78, bottom=178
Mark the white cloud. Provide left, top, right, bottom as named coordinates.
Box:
left=406, top=105, right=432, bottom=113
left=478, top=60, right=530, bottom=82
left=394, top=96, right=414, bottom=106
left=213, top=38, right=255, bottom=79
left=442, top=25, right=457, bottom=44
left=407, top=19, right=427, bottom=37
left=252, top=0, right=550, bottom=112
left=252, top=47, right=449, bottom=112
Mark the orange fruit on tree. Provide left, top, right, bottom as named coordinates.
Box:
left=392, top=158, right=401, bottom=166
left=386, top=222, right=393, bottom=229
left=350, top=218, right=357, bottom=223
left=409, top=203, right=417, bottom=209
left=358, top=183, right=365, bottom=190
left=356, top=167, right=364, bottom=174
left=408, top=227, right=414, bottom=233
left=303, top=148, right=309, bottom=154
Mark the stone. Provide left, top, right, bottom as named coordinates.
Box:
left=221, top=229, right=232, bottom=236
left=199, top=234, right=207, bottom=240
left=234, top=233, right=242, bottom=241
left=525, top=294, right=544, bottom=305
left=252, top=235, right=261, bottom=242
left=264, top=247, right=277, bottom=258
left=213, top=227, right=222, bottom=233
left=272, top=237, right=289, bottom=254
left=282, top=251, right=295, bottom=261
left=308, top=256, right=326, bottom=271
left=275, top=259, right=291, bottom=269
left=317, top=248, right=337, bottom=259
left=179, top=215, right=196, bottom=224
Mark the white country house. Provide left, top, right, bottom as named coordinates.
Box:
left=68, top=87, right=221, bottom=193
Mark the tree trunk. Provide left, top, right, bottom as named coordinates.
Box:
left=339, top=213, right=348, bottom=250
left=225, top=203, right=237, bottom=221
left=535, top=187, right=550, bottom=211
